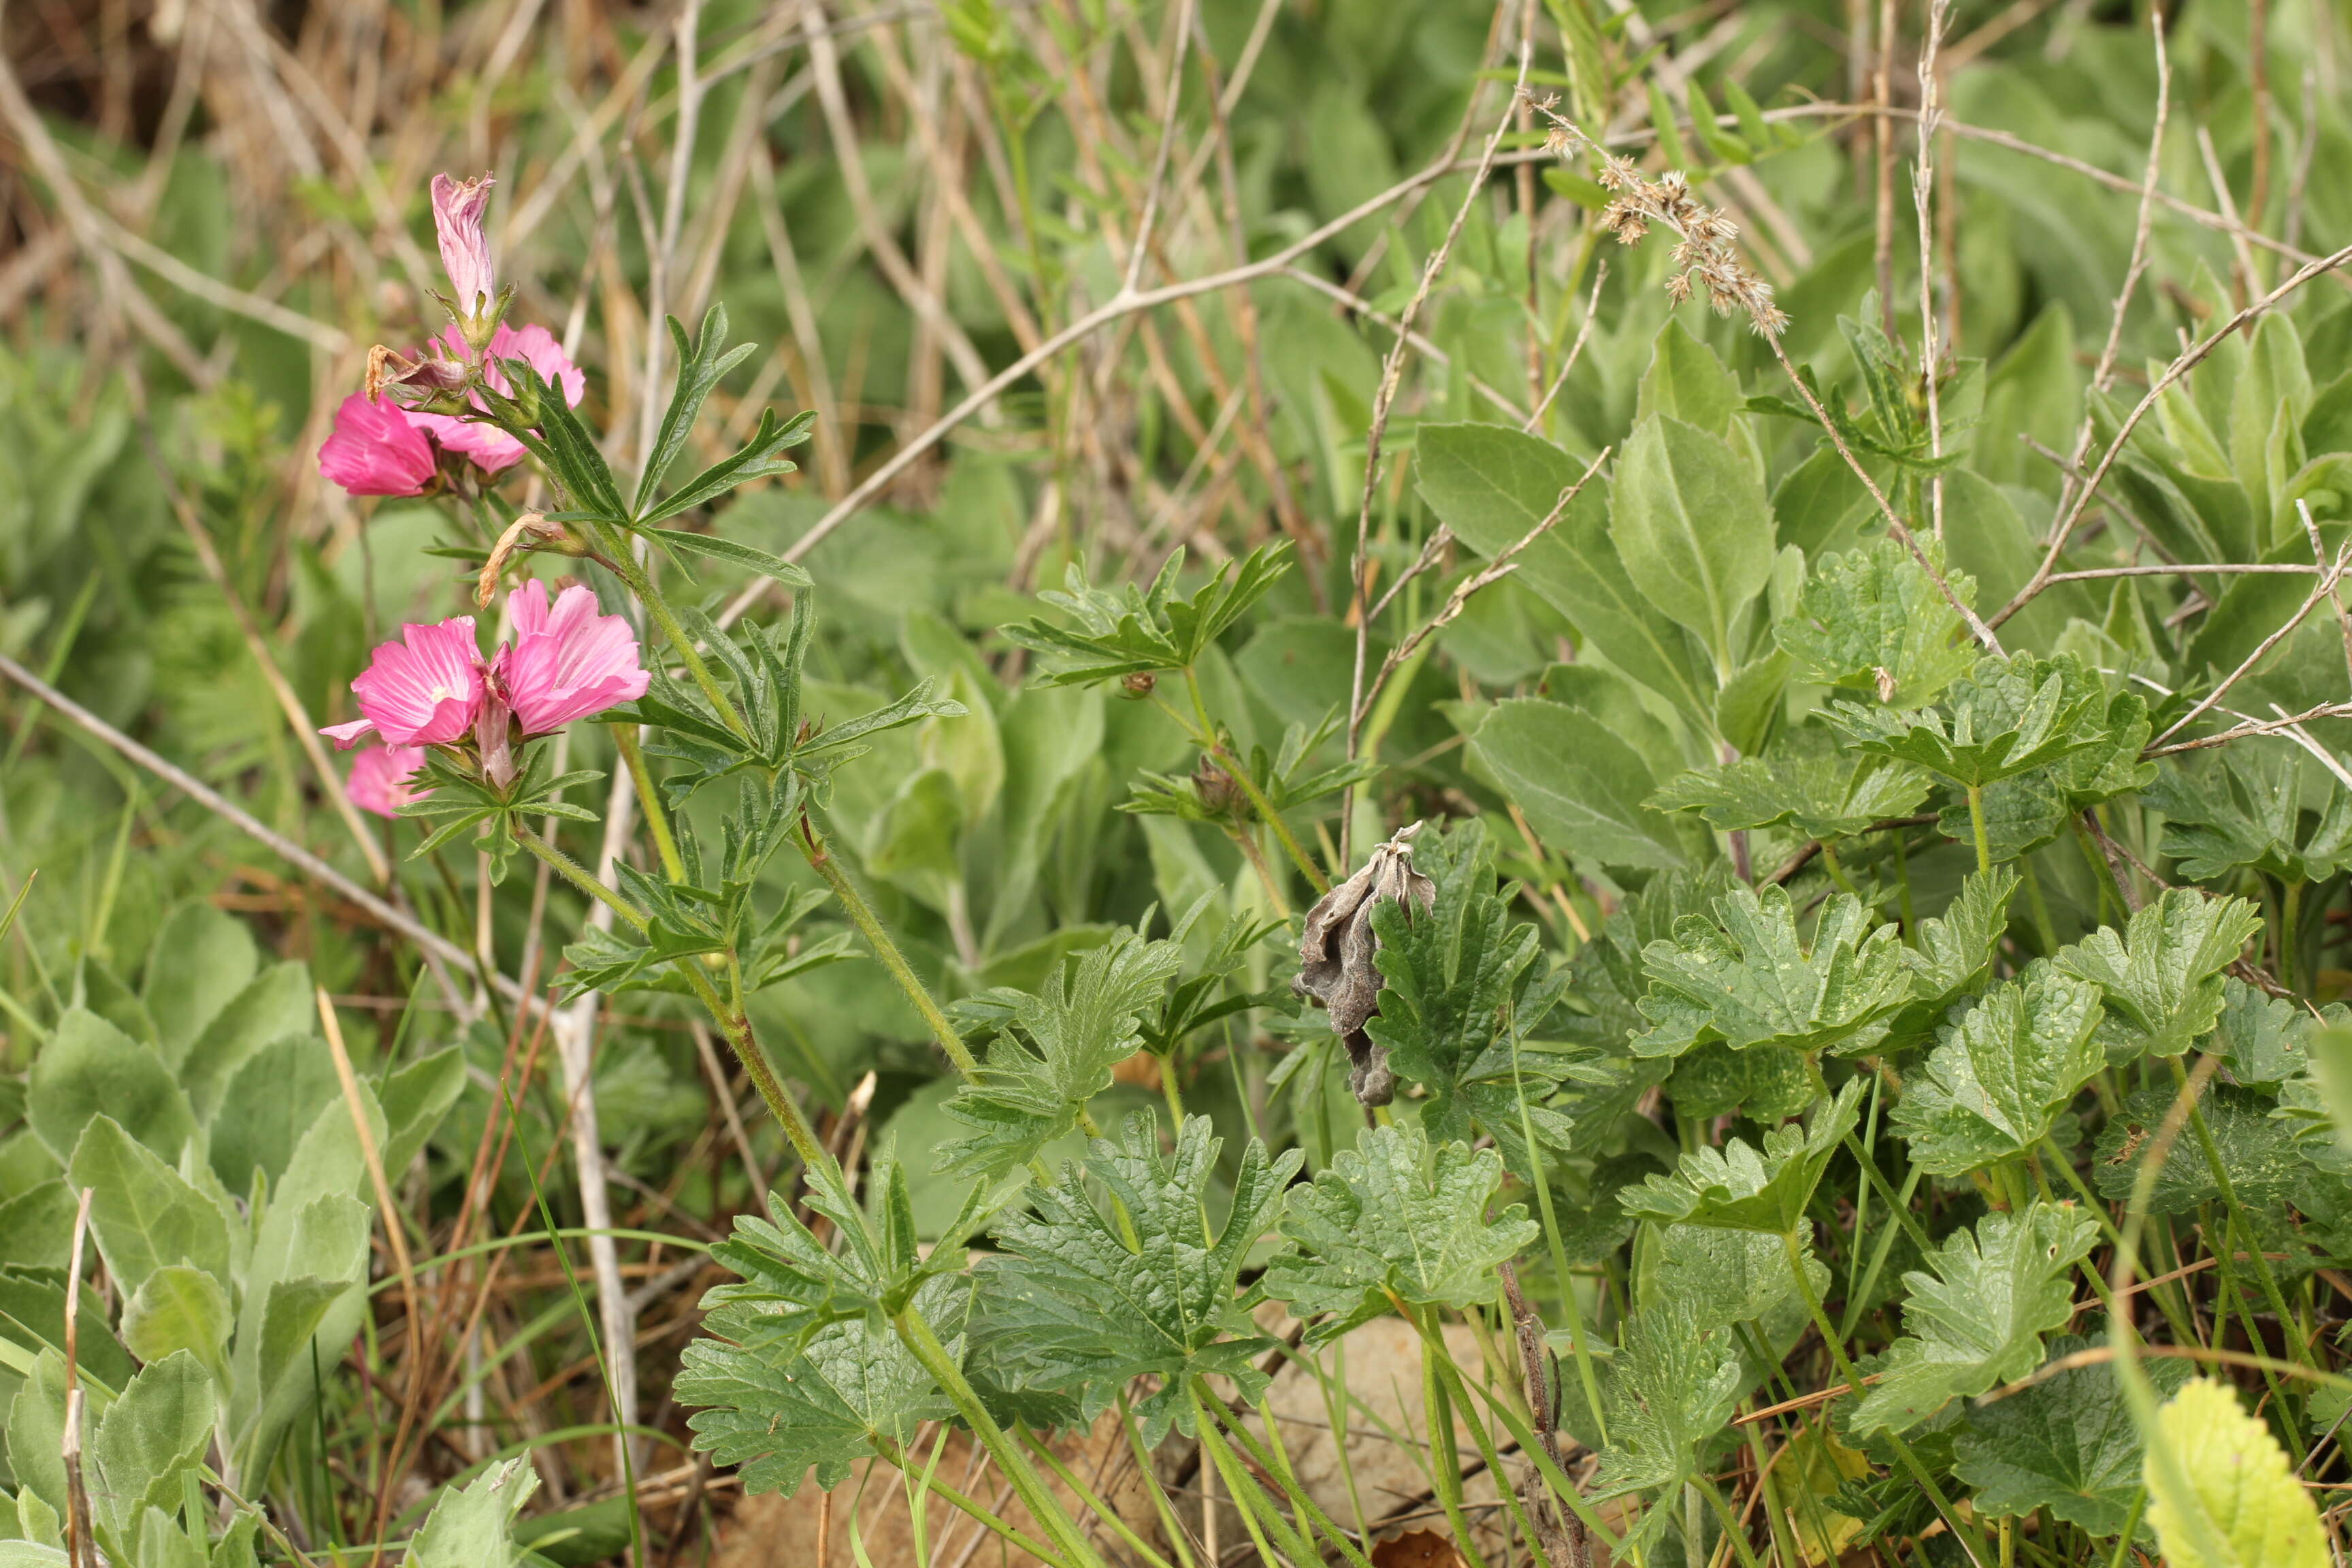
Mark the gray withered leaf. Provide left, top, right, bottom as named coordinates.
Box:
left=1850, top=1202, right=2098, bottom=1435
left=1294, top=820, right=1437, bottom=1106
left=1881, top=866, right=2018, bottom=1049
left=1954, top=1333, right=2190, bottom=1536
left=1633, top=885, right=1912, bottom=1060
left=1592, top=1300, right=1746, bottom=1499
left=1776, top=536, right=1978, bottom=706
left=979, top=1111, right=1300, bottom=1446
left=1263, top=1120, right=1539, bottom=1342
left=1891, top=966, right=2104, bottom=1177
left=2091, top=1084, right=2305, bottom=1213
left=2142, top=742, right=2352, bottom=885
left=2054, top=887, right=2263, bottom=1061
left=938, top=922, right=1190, bottom=1176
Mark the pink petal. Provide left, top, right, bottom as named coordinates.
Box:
left=318, top=393, right=437, bottom=497
left=347, top=617, right=486, bottom=747
left=321, top=716, right=377, bottom=750
left=499, top=581, right=650, bottom=736
left=346, top=744, right=432, bottom=819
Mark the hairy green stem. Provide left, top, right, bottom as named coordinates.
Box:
left=870, top=1434, right=1065, bottom=1567
left=607, top=547, right=749, bottom=740
left=514, top=824, right=648, bottom=932
left=798, top=815, right=980, bottom=1078
left=610, top=723, right=685, bottom=881
left=1965, top=784, right=1991, bottom=876
left=893, top=1305, right=1107, bottom=1568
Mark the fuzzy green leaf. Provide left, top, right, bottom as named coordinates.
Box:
left=1263, top=1122, right=1538, bottom=1341
left=2143, top=745, right=2352, bottom=885
left=2055, top=888, right=2263, bottom=1060
left=1954, top=1334, right=2189, bottom=1535
left=1650, top=748, right=1930, bottom=840
left=2092, top=1085, right=2305, bottom=1213
left=1850, top=1203, right=2098, bottom=1434
left=1634, top=886, right=1912, bottom=1060
left=1621, top=1079, right=1864, bottom=1235
left=979, top=1113, right=1299, bottom=1444
left=1825, top=653, right=2104, bottom=789
left=1592, top=1301, right=1746, bottom=1497
left=679, top=1276, right=962, bottom=1497
left=938, top=925, right=1188, bottom=1177
left=1891, top=968, right=2104, bottom=1175
left=1777, top=538, right=1977, bottom=705
left=1002, top=545, right=1289, bottom=685
left=408, top=1458, right=541, bottom=1568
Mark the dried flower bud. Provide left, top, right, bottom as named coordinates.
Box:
left=1874, top=666, right=1897, bottom=703
left=366, top=344, right=471, bottom=407
left=1192, top=753, right=1241, bottom=816
left=1292, top=821, right=1436, bottom=1107
left=476, top=510, right=585, bottom=607
left=1121, top=671, right=1158, bottom=700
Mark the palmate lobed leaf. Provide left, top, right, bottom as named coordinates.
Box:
left=1954, top=1334, right=2189, bottom=1536
left=2054, top=887, right=2263, bottom=1060
left=977, top=1112, right=1300, bottom=1445
left=679, top=1276, right=963, bottom=1499
left=1825, top=652, right=2104, bottom=789
left=1262, top=1121, right=1538, bottom=1341
left=2092, top=1084, right=2306, bottom=1213
left=1621, top=1078, right=1864, bottom=1234
left=1891, top=966, right=2104, bottom=1176
left=2143, top=742, right=2352, bottom=885
left=1360, top=819, right=1577, bottom=1160
left=1633, top=885, right=1912, bottom=1060
left=937, top=924, right=1190, bottom=1177
left=1882, top=866, right=2018, bottom=1049
left=1592, top=1299, right=1746, bottom=1498
left=1850, top=1201, right=2097, bottom=1435
left=1002, top=544, right=1289, bottom=685
left=1648, top=745, right=1930, bottom=840
left=1776, top=537, right=1978, bottom=706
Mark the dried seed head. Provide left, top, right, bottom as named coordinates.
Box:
left=1293, top=821, right=1437, bottom=1107
left=1120, top=671, right=1158, bottom=700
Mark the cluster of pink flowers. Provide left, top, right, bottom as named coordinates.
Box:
left=331, top=581, right=650, bottom=817
left=317, top=172, right=587, bottom=498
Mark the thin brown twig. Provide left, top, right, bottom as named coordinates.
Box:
left=1339, top=47, right=1531, bottom=862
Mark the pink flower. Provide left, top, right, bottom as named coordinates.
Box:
left=318, top=393, right=438, bottom=497
left=412, top=324, right=587, bottom=474
left=496, top=581, right=649, bottom=736
left=346, top=745, right=430, bottom=818
left=431, top=172, right=497, bottom=321
left=321, top=617, right=485, bottom=749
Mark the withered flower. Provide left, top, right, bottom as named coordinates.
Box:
left=1292, top=821, right=1435, bottom=1107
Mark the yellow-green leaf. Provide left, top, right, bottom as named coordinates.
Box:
left=2146, top=1379, right=2327, bottom=1568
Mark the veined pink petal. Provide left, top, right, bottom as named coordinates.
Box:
left=327, top=617, right=487, bottom=748
left=426, top=323, right=587, bottom=475
left=346, top=745, right=431, bottom=819
left=318, top=393, right=437, bottom=497
left=430, top=172, right=497, bottom=315
left=321, top=717, right=377, bottom=751
left=499, top=581, right=650, bottom=736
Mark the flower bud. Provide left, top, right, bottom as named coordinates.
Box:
left=430, top=172, right=503, bottom=353
left=1120, top=671, right=1157, bottom=700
